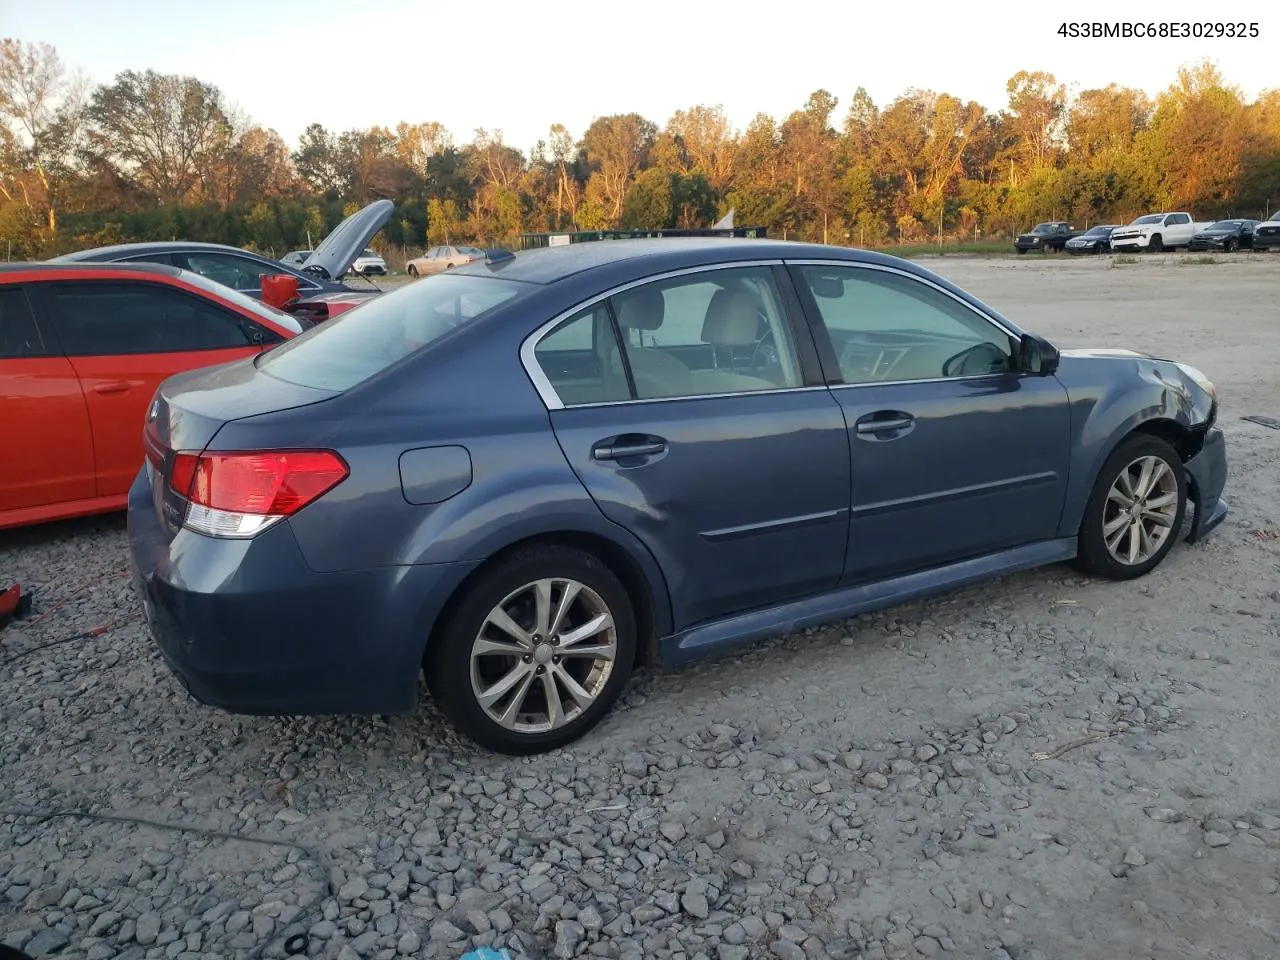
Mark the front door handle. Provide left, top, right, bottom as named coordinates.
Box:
left=592, top=435, right=667, bottom=461
left=92, top=380, right=132, bottom=396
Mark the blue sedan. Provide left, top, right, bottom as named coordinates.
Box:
left=127, top=238, right=1228, bottom=754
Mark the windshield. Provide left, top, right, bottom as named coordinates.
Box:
left=1132, top=215, right=1164, bottom=225
left=257, top=272, right=533, bottom=391
left=1083, top=226, right=1111, bottom=236
left=1030, top=223, right=1054, bottom=234
left=175, top=269, right=304, bottom=334
left=1207, top=221, right=1241, bottom=230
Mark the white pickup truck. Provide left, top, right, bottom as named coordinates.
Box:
left=1109, top=212, right=1214, bottom=253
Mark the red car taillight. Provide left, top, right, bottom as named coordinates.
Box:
left=169, top=450, right=349, bottom=538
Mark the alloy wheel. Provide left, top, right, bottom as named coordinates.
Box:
left=469, top=578, right=617, bottom=733
left=1102, top=455, right=1180, bottom=565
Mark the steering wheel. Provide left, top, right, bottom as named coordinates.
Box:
left=747, top=324, right=783, bottom=379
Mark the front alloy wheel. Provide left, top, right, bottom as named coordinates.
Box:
left=426, top=544, right=636, bottom=754
left=1075, top=435, right=1187, bottom=580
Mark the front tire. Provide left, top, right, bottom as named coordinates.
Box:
left=1148, top=234, right=1163, bottom=253
left=1074, top=435, right=1187, bottom=581
left=407, top=264, right=418, bottom=276
left=425, top=544, right=637, bottom=755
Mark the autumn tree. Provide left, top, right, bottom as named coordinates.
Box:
left=1136, top=61, right=1251, bottom=215
left=580, top=113, right=657, bottom=225
left=85, top=69, right=234, bottom=206
left=0, top=37, right=86, bottom=239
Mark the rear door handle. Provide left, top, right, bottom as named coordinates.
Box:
left=92, top=381, right=132, bottom=396
left=592, top=436, right=667, bottom=461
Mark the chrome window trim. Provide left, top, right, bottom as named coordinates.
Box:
left=519, top=257, right=1027, bottom=411
left=521, top=259, right=803, bottom=411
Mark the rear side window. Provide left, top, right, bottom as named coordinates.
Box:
left=257, top=272, right=532, bottom=391
left=48, top=282, right=255, bottom=355
left=0, top=287, right=46, bottom=358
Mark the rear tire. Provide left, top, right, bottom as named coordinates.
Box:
left=1074, top=435, right=1187, bottom=581
left=425, top=544, right=637, bottom=755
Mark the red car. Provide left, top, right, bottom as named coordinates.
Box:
left=0, top=262, right=304, bottom=530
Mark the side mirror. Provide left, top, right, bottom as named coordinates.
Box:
left=1018, top=333, right=1060, bottom=376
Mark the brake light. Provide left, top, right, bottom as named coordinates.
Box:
left=168, top=450, right=348, bottom=537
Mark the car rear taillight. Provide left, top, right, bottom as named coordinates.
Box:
left=168, top=449, right=349, bottom=538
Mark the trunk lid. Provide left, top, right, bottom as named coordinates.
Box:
left=143, top=357, right=340, bottom=537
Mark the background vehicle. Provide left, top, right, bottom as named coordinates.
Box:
left=1013, top=222, right=1080, bottom=253
left=1109, top=212, right=1213, bottom=253
left=53, top=200, right=393, bottom=297
left=1, top=262, right=302, bottom=530
left=280, top=250, right=312, bottom=267
left=1187, top=220, right=1258, bottom=252
left=1065, top=224, right=1119, bottom=255
left=406, top=245, right=487, bottom=275
left=1251, top=211, right=1280, bottom=251
left=351, top=248, right=387, bottom=276
left=128, top=238, right=1228, bottom=756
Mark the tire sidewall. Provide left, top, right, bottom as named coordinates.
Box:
left=426, top=546, right=637, bottom=755
left=1077, top=435, right=1187, bottom=580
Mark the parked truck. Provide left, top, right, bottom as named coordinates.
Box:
left=1108, top=212, right=1213, bottom=253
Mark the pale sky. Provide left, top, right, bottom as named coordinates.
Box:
left=2, top=0, right=1274, bottom=155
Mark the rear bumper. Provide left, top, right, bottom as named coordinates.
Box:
left=1184, top=426, right=1228, bottom=544
left=127, top=467, right=480, bottom=715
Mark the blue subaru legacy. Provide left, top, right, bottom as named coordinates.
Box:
left=127, top=238, right=1228, bottom=754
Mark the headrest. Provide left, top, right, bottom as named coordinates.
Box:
left=613, top=287, right=664, bottom=331
left=701, top=288, right=760, bottom=346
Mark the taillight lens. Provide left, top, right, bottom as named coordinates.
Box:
left=168, top=449, right=348, bottom=538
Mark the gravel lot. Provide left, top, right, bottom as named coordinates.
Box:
left=2, top=252, right=1279, bottom=960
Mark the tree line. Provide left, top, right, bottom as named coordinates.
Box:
left=2, top=36, right=1277, bottom=260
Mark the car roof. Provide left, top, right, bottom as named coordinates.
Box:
left=453, top=237, right=947, bottom=286
left=53, top=241, right=264, bottom=261
left=0, top=260, right=184, bottom=278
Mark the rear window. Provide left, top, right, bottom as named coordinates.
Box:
left=257, top=272, right=532, bottom=391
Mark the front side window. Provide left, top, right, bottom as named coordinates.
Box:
left=48, top=282, right=255, bottom=355
left=182, top=253, right=288, bottom=292
left=797, top=265, right=1017, bottom=384
left=259, top=272, right=532, bottom=392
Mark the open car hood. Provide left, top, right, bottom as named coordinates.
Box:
left=300, top=199, right=395, bottom=281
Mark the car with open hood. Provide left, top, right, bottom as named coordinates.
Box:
left=126, top=237, right=1229, bottom=755
left=52, top=200, right=395, bottom=320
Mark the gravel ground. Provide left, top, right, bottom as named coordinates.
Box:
left=2, top=252, right=1279, bottom=960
